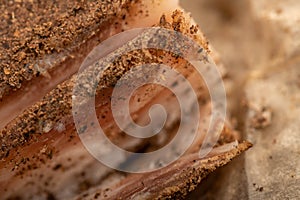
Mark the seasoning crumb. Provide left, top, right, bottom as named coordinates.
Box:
left=52, top=164, right=62, bottom=171
left=257, top=187, right=264, bottom=192
left=3, top=68, right=10, bottom=75
left=253, top=183, right=264, bottom=192
left=94, top=192, right=100, bottom=199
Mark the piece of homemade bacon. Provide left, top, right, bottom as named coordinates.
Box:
left=0, top=1, right=250, bottom=199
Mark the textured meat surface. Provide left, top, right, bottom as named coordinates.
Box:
left=0, top=0, right=181, bottom=129
left=0, top=0, right=129, bottom=98
left=0, top=1, right=252, bottom=199
left=0, top=0, right=133, bottom=129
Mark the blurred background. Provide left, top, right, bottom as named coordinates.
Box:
left=180, top=0, right=300, bottom=199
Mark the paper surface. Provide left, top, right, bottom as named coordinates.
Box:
left=181, top=0, right=300, bottom=199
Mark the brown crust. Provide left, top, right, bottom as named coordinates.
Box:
left=0, top=0, right=132, bottom=99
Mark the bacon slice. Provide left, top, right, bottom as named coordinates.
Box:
left=0, top=0, right=249, bottom=199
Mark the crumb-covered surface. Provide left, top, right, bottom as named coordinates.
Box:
left=0, top=1, right=253, bottom=199
left=0, top=9, right=231, bottom=200
left=0, top=0, right=131, bottom=99
left=0, top=9, right=211, bottom=161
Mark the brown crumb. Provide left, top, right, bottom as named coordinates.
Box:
left=253, top=183, right=264, bottom=192
left=52, top=164, right=62, bottom=171
left=257, top=187, right=264, bottom=192
left=94, top=192, right=100, bottom=199
left=0, top=0, right=131, bottom=99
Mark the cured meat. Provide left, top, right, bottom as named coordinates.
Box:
left=0, top=0, right=250, bottom=199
